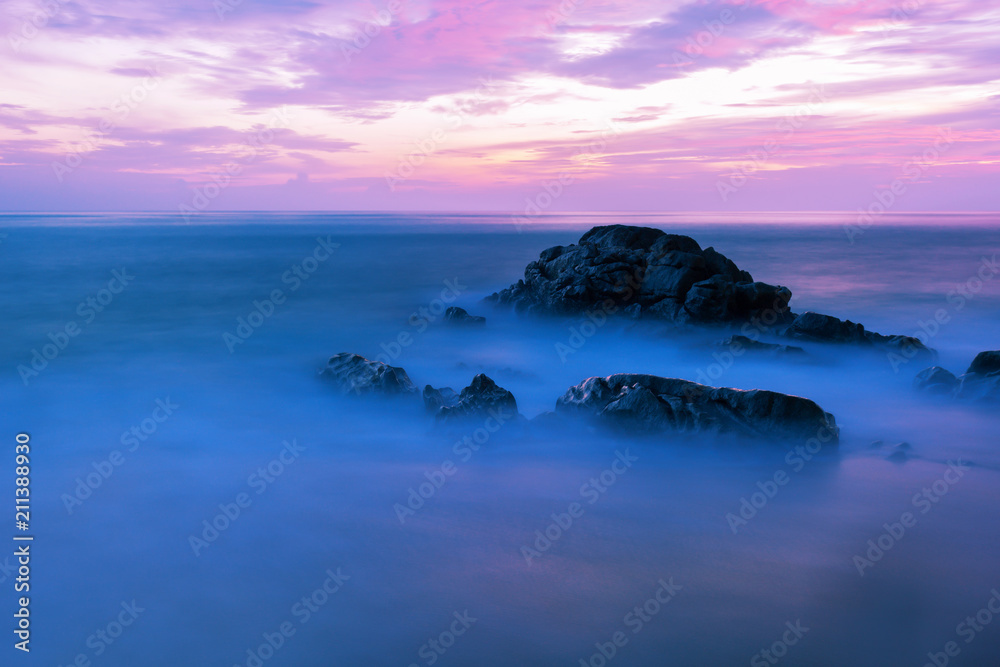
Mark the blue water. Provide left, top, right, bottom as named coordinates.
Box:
left=1, top=213, right=999, bottom=666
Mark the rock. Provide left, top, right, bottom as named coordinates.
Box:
left=423, top=385, right=459, bottom=412
left=431, top=374, right=520, bottom=424
left=784, top=311, right=934, bottom=359
left=887, top=442, right=912, bottom=462
left=623, top=303, right=642, bottom=320
left=914, top=351, right=1000, bottom=402
left=955, top=371, right=1000, bottom=402
left=487, top=224, right=938, bottom=359
left=784, top=312, right=867, bottom=344
left=486, top=224, right=792, bottom=325
left=320, top=353, right=416, bottom=395
left=555, top=373, right=839, bottom=443
left=913, top=367, right=958, bottom=394
left=716, top=335, right=806, bottom=356
left=444, top=306, right=486, bottom=326
left=966, top=350, right=1000, bottom=376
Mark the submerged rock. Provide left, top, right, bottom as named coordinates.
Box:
left=914, top=350, right=1000, bottom=402
left=555, top=373, right=838, bottom=443
left=716, top=335, right=806, bottom=357
left=887, top=442, right=912, bottom=462
left=428, top=374, right=520, bottom=425
left=320, top=353, right=416, bottom=395
left=486, top=224, right=791, bottom=325
left=423, top=385, right=459, bottom=412
left=913, top=367, right=958, bottom=394
left=783, top=312, right=934, bottom=359
left=444, top=306, right=486, bottom=326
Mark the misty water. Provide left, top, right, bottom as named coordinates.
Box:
left=1, top=213, right=998, bottom=666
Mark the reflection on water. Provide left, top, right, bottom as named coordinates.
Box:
left=1, top=214, right=998, bottom=666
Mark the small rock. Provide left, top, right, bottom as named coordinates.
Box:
left=887, top=442, right=912, bottom=462
left=716, top=335, right=806, bottom=356
left=444, top=307, right=486, bottom=325
left=434, top=374, right=520, bottom=425
left=913, top=367, right=958, bottom=394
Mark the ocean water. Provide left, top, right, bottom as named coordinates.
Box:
left=1, top=212, right=999, bottom=667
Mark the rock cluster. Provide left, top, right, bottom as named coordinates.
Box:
left=321, top=353, right=839, bottom=445
left=914, top=351, right=1000, bottom=401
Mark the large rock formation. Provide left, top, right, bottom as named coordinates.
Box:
left=320, top=353, right=416, bottom=395
left=915, top=351, right=1000, bottom=402
left=555, top=373, right=839, bottom=443
left=487, top=225, right=936, bottom=358
left=486, top=225, right=791, bottom=325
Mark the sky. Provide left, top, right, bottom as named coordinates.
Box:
left=0, top=0, right=998, bottom=213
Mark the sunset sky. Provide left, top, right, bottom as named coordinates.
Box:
left=1, top=0, right=998, bottom=212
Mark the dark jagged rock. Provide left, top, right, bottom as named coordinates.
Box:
left=783, top=311, right=934, bottom=359
left=716, top=335, right=806, bottom=356
left=956, top=350, right=1000, bottom=401
left=423, top=385, right=459, bottom=413
left=444, top=306, right=486, bottom=326
left=915, top=351, right=1000, bottom=402
left=486, top=224, right=790, bottom=325
left=430, top=374, right=520, bottom=424
left=555, top=373, right=838, bottom=443
left=913, top=367, right=958, bottom=394
left=967, top=351, right=1000, bottom=376
left=320, top=353, right=416, bottom=395
left=783, top=312, right=868, bottom=344
left=486, top=225, right=937, bottom=359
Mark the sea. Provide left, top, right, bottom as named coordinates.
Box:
left=1, top=211, right=998, bottom=666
